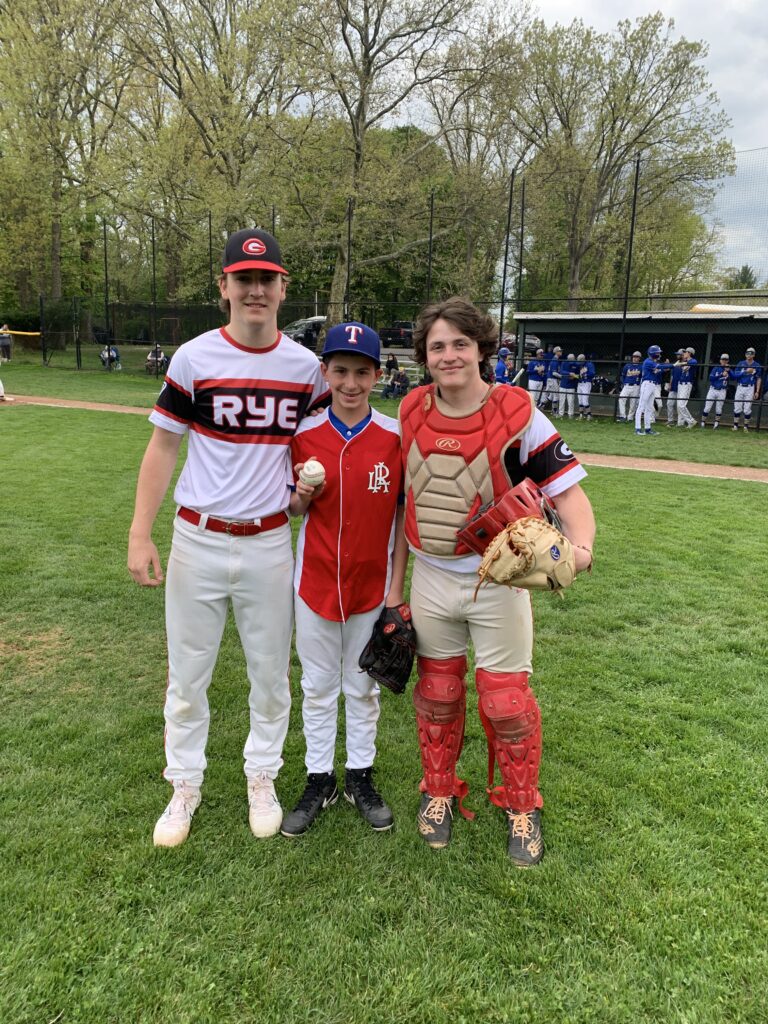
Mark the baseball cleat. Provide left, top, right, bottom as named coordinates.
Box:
left=645, top=429, right=659, bottom=435
left=713, top=423, right=719, bottom=429
left=634, top=428, right=643, bottom=435
left=247, top=772, right=283, bottom=838
left=506, top=808, right=544, bottom=867
left=732, top=425, right=738, bottom=431
left=417, top=793, right=455, bottom=849
left=744, top=426, right=749, bottom=432
left=280, top=772, right=338, bottom=837
left=344, top=767, right=394, bottom=831
left=153, top=781, right=201, bottom=848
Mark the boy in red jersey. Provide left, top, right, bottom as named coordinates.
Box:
left=282, top=322, right=408, bottom=836
left=127, top=228, right=329, bottom=848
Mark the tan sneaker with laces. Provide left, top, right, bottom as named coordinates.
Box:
left=417, top=793, right=455, bottom=849
left=248, top=772, right=282, bottom=838
left=153, top=781, right=201, bottom=848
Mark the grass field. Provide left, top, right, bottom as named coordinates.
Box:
left=1, top=399, right=768, bottom=1023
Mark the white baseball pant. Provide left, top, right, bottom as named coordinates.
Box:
left=558, top=388, right=576, bottom=417
left=528, top=380, right=544, bottom=405
left=409, top=557, right=533, bottom=673
left=676, top=382, right=695, bottom=426
left=542, top=378, right=559, bottom=408
left=733, top=385, right=756, bottom=421
left=577, top=381, right=592, bottom=411
left=666, top=390, right=677, bottom=423
left=702, top=387, right=726, bottom=420
left=163, top=515, right=295, bottom=787
left=635, top=380, right=657, bottom=431
left=618, top=384, right=639, bottom=419
left=294, top=594, right=382, bottom=774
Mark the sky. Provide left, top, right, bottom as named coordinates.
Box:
left=533, top=0, right=768, bottom=281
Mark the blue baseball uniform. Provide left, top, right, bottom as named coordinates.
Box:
left=701, top=362, right=734, bottom=427
left=732, top=358, right=762, bottom=428
left=675, top=357, right=697, bottom=427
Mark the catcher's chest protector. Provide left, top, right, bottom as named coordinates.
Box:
left=400, top=385, right=534, bottom=557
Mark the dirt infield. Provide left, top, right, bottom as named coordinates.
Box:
left=5, top=393, right=768, bottom=483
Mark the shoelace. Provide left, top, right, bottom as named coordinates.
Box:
left=295, top=775, right=334, bottom=811
left=248, top=772, right=278, bottom=810
left=507, top=810, right=535, bottom=839
left=168, top=785, right=198, bottom=819
left=422, top=796, right=452, bottom=824
left=348, top=772, right=383, bottom=808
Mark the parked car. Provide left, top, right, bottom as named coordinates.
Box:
left=281, top=315, right=326, bottom=349
left=379, top=321, right=415, bottom=346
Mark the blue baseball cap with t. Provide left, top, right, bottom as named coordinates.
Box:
left=321, top=322, right=381, bottom=367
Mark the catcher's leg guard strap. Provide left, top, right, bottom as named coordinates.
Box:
left=413, top=656, right=473, bottom=816
left=476, top=668, right=542, bottom=813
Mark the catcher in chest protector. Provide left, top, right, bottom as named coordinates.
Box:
left=399, top=297, right=595, bottom=867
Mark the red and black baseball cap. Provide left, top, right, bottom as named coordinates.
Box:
left=222, top=228, right=287, bottom=275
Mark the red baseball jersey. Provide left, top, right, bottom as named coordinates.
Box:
left=292, top=408, right=402, bottom=622
left=149, top=327, right=329, bottom=519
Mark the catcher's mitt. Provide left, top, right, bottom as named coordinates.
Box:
left=476, top=516, right=576, bottom=594
left=358, top=604, right=417, bottom=695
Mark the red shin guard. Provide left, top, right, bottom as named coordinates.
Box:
left=475, top=668, right=542, bottom=812
left=413, top=655, right=473, bottom=816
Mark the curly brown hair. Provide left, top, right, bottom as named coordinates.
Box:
left=412, top=297, right=498, bottom=376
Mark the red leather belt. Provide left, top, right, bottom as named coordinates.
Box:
left=178, top=506, right=288, bottom=537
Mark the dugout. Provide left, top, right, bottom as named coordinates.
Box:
left=510, top=308, right=768, bottom=428
left=512, top=308, right=768, bottom=379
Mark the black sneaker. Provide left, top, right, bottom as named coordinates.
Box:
left=344, top=767, right=394, bottom=831
left=280, top=772, right=338, bottom=837
left=417, top=793, right=455, bottom=849
left=506, top=808, right=544, bottom=867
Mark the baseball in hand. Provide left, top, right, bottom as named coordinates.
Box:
left=299, top=458, right=326, bottom=487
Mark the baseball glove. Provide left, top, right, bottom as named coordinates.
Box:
left=476, top=516, right=576, bottom=594
left=358, top=604, right=417, bottom=695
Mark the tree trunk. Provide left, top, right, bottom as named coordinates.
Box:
left=327, top=238, right=347, bottom=326
left=51, top=175, right=63, bottom=302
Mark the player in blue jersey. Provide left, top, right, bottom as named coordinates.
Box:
left=675, top=347, right=697, bottom=427
left=732, top=347, right=762, bottom=431
left=576, top=354, right=595, bottom=420
left=700, top=354, right=733, bottom=429
left=635, top=345, right=674, bottom=435
left=541, top=345, right=562, bottom=409
left=557, top=353, right=579, bottom=418
left=665, top=349, right=685, bottom=426
left=526, top=347, right=548, bottom=406
left=495, top=347, right=510, bottom=383
left=617, top=352, right=642, bottom=421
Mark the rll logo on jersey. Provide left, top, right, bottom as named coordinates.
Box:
left=368, top=462, right=390, bottom=493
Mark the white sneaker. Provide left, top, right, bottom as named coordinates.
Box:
left=248, top=772, right=283, bottom=838
left=153, top=782, right=201, bottom=847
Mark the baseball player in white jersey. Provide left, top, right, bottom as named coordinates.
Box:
left=281, top=322, right=408, bottom=837
left=127, top=228, right=329, bottom=848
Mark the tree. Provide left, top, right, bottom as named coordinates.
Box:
left=295, top=0, right=472, bottom=320
left=723, top=264, right=758, bottom=290
left=510, top=14, right=733, bottom=308
left=0, top=0, right=132, bottom=308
